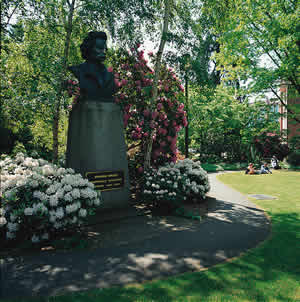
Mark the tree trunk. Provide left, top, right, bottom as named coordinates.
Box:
left=143, top=0, right=172, bottom=170
left=185, top=74, right=189, bottom=158
left=52, top=0, right=75, bottom=162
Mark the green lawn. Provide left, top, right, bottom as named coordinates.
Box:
left=2, top=171, right=300, bottom=302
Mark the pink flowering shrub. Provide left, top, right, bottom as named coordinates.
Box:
left=254, top=132, right=289, bottom=160
left=109, top=45, right=187, bottom=169
left=65, top=79, right=80, bottom=111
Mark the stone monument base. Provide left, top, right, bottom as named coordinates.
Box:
left=66, top=100, right=130, bottom=209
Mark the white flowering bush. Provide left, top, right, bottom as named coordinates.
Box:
left=0, top=153, right=101, bottom=244
left=141, top=159, right=210, bottom=209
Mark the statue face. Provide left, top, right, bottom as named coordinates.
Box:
left=89, top=38, right=107, bottom=63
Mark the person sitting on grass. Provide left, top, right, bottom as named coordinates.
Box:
left=245, top=163, right=256, bottom=175
left=260, top=162, right=272, bottom=174
left=271, top=155, right=281, bottom=169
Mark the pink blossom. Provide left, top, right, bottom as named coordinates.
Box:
left=170, top=144, right=177, bottom=152
left=143, top=109, right=150, bottom=117
left=138, top=120, right=144, bottom=126
left=160, top=141, right=167, bottom=147
left=114, top=79, right=121, bottom=88
left=175, top=126, right=182, bottom=132
left=171, top=138, right=177, bottom=146
left=179, top=84, right=184, bottom=92
left=131, top=131, right=141, bottom=140
left=143, top=132, right=149, bottom=137
left=159, top=113, right=167, bottom=121
left=167, top=99, right=173, bottom=108
left=152, top=111, right=159, bottom=120
left=171, top=156, right=177, bottom=163
left=107, top=66, right=113, bottom=72
left=183, top=117, right=188, bottom=127
left=121, top=79, right=128, bottom=86
left=150, top=121, right=156, bottom=129
left=138, top=50, right=144, bottom=59
left=157, top=103, right=163, bottom=111
left=123, top=115, right=129, bottom=127
left=172, top=121, right=177, bottom=127
left=152, top=149, right=161, bottom=159
left=157, top=128, right=164, bottom=135
left=163, top=120, right=169, bottom=127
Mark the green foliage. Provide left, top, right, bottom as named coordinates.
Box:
left=208, top=0, right=300, bottom=117
left=179, top=85, right=279, bottom=162
left=11, top=141, right=27, bottom=156
left=200, top=162, right=248, bottom=173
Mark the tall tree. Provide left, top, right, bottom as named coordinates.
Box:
left=144, top=0, right=172, bottom=169
left=209, top=0, right=300, bottom=121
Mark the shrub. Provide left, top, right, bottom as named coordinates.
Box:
left=141, top=159, right=210, bottom=210
left=0, top=153, right=101, bottom=244
left=11, top=141, right=27, bottom=156
left=109, top=46, right=187, bottom=168
left=286, top=151, right=300, bottom=166
left=254, top=132, right=289, bottom=160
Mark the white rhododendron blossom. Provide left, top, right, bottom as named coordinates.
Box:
left=0, top=217, right=7, bottom=226
left=142, top=159, right=210, bottom=207
left=0, top=153, right=102, bottom=243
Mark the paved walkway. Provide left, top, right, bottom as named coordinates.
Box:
left=0, top=172, right=271, bottom=299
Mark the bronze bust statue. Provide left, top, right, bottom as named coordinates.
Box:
left=68, top=31, right=115, bottom=101
left=66, top=31, right=130, bottom=209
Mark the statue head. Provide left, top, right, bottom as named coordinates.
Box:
left=80, top=31, right=107, bottom=63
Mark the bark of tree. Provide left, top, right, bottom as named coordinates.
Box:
left=185, top=74, right=189, bottom=158
left=143, top=0, right=172, bottom=170
left=52, top=0, right=75, bottom=162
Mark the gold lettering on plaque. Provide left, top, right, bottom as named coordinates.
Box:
left=86, top=170, right=125, bottom=192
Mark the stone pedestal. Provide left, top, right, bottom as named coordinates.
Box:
left=66, top=100, right=130, bottom=209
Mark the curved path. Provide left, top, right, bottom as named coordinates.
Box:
left=0, top=172, right=271, bottom=299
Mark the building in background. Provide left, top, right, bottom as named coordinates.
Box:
left=278, top=83, right=300, bottom=143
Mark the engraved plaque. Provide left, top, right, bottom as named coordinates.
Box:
left=86, top=170, right=124, bottom=191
